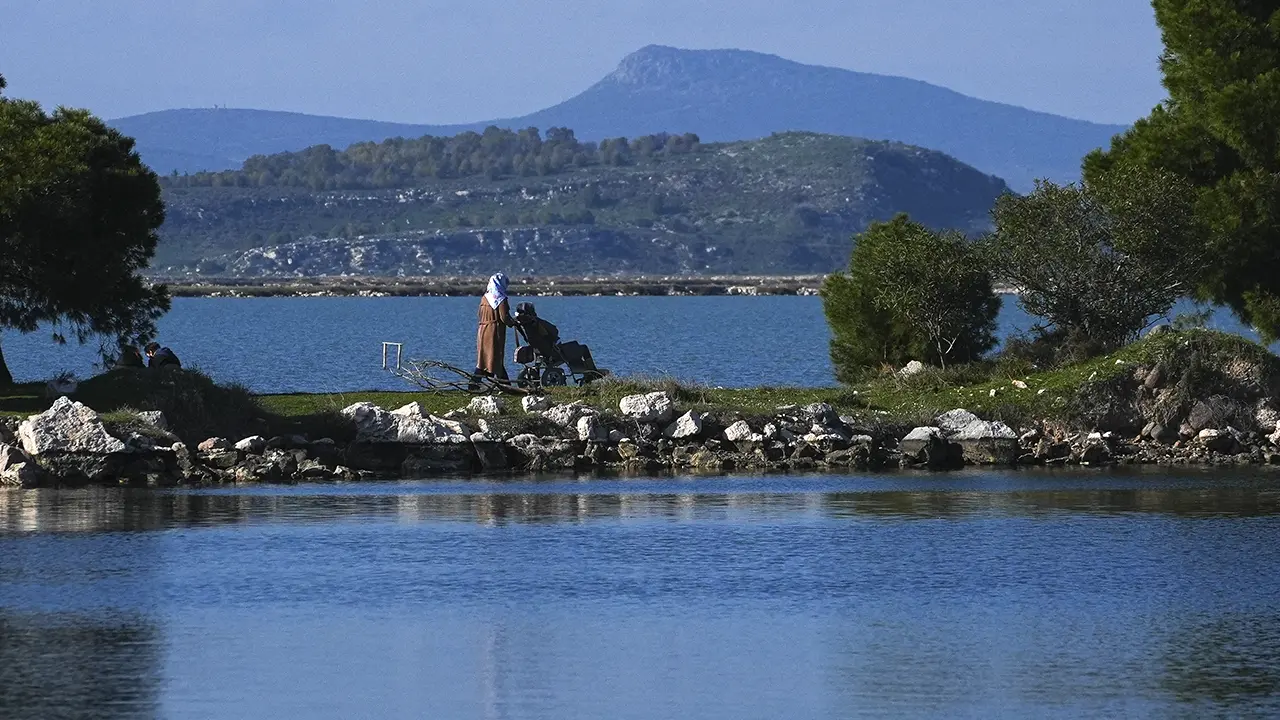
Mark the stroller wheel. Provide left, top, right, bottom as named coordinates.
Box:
left=516, top=367, right=541, bottom=388
left=541, top=367, right=567, bottom=387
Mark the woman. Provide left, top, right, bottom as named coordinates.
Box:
left=471, top=272, right=516, bottom=389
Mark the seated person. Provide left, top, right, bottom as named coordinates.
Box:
left=115, top=342, right=145, bottom=369
left=144, top=342, right=182, bottom=370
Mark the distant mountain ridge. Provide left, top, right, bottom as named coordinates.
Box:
left=113, top=46, right=1126, bottom=191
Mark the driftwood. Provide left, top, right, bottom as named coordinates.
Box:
left=390, top=358, right=529, bottom=395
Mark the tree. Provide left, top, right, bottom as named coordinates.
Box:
left=988, top=166, right=1201, bottom=357
left=1083, top=0, right=1280, bottom=339
left=822, top=214, right=998, bottom=380
left=0, top=76, right=170, bottom=385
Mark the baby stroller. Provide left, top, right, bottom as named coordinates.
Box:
left=512, top=302, right=608, bottom=388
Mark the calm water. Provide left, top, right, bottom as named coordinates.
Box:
left=3, top=470, right=1280, bottom=718
left=2, top=296, right=1271, bottom=393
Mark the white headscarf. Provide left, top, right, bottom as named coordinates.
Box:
left=484, top=272, right=509, bottom=309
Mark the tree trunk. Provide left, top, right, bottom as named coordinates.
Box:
left=0, top=337, right=13, bottom=387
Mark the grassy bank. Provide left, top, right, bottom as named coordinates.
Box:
left=3, top=329, right=1274, bottom=443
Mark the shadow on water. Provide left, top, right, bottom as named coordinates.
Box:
left=0, top=612, right=161, bottom=720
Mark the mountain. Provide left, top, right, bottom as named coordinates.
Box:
left=154, top=132, right=1009, bottom=276
left=113, top=46, right=1126, bottom=190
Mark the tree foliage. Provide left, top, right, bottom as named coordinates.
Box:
left=989, top=167, right=1202, bottom=357
left=1083, top=0, right=1280, bottom=340
left=162, top=127, right=702, bottom=191
left=823, top=214, right=998, bottom=380
left=0, top=75, right=169, bottom=385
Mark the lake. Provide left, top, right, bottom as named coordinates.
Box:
left=2, top=469, right=1279, bottom=718
left=1, top=296, right=1272, bottom=393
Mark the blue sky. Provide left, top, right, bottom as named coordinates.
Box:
left=2, top=0, right=1164, bottom=124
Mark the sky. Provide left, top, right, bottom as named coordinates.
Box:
left=1, top=0, right=1166, bottom=125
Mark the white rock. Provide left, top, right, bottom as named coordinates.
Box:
left=468, top=396, right=505, bottom=416
left=898, top=360, right=926, bottom=377
left=234, top=436, right=267, bottom=454
left=951, top=419, right=1018, bottom=442
left=664, top=411, right=704, bottom=439
left=989, top=388, right=999, bottom=397
left=935, top=409, right=981, bottom=436
left=723, top=420, right=755, bottom=442
left=136, top=411, right=168, bottom=430
left=903, top=426, right=943, bottom=443
left=1197, top=428, right=1224, bottom=440
left=542, top=402, right=595, bottom=427
left=1269, top=425, right=1280, bottom=447
left=342, top=401, right=468, bottom=444
left=619, top=392, right=675, bottom=423
left=577, top=415, right=608, bottom=442
left=1011, top=380, right=1029, bottom=390
left=18, top=396, right=127, bottom=456
left=342, top=402, right=397, bottom=442
left=1037, top=388, right=1048, bottom=395
left=763, top=422, right=779, bottom=440
left=522, top=395, right=552, bottom=413
left=1255, top=402, right=1280, bottom=433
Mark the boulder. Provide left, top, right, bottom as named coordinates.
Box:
left=201, top=450, right=241, bottom=469
left=935, top=409, right=982, bottom=436
left=472, top=441, right=510, bottom=472
left=18, top=397, right=127, bottom=457
left=136, top=411, right=168, bottom=430
left=342, top=402, right=468, bottom=444
left=0, top=442, right=42, bottom=487
left=949, top=418, right=1019, bottom=465
left=197, top=437, right=232, bottom=453
left=619, top=392, right=675, bottom=423
left=234, top=436, right=267, bottom=454
left=522, top=395, right=552, bottom=413
left=342, top=402, right=398, bottom=442
left=468, top=396, right=505, bottom=416
left=664, top=411, right=704, bottom=439
left=1197, top=428, right=1240, bottom=455
left=542, top=403, right=596, bottom=427
left=803, top=403, right=839, bottom=425
left=576, top=415, right=608, bottom=442
left=723, top=420, right=755, bottom=443
left=898, top=360, right=926, bottom=378
left=0, top=460, right=42, bottom=487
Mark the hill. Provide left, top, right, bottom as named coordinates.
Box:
left=114, top=46, right=1125, bottom=190
left=153, top=131, right=1009, bottom=276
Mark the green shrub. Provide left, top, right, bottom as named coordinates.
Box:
left=989, top=168, right=1201, bottom=356
left=823, top=214, right=999, bottom=382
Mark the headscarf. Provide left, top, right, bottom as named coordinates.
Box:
left=484, top=272, right=509, bottom=309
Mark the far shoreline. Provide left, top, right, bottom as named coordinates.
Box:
left=154, top=275, right=1020, bottom=298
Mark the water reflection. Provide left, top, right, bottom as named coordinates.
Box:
left=0, top=611, right=160, bottom=720
left=3, top=472, right=1280, bottom=533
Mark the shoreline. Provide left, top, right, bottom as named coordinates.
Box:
left=153, top=275, right=1022, bottom=298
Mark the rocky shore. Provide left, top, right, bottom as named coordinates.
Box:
left=4, top=383, right=1280, bottom=488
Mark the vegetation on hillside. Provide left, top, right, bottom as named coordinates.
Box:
left=162, top=127, right=702, bottom=190
left=155, top=131, right=1009, bottom=270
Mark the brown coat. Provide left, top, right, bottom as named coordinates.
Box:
left=476, top=297, right=514, bottom=376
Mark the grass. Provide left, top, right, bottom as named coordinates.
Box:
left=5, top=329, right=1274, bottom=441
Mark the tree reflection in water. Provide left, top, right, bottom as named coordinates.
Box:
left=0, top=611, right=161, bottom=720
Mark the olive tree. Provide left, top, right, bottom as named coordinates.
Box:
left=823, top=214, right=999, bottom=380
left=988, top=165, right=1202, bottom=357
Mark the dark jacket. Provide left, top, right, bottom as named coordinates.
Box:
left=149, top=347, right=181, bottom=369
